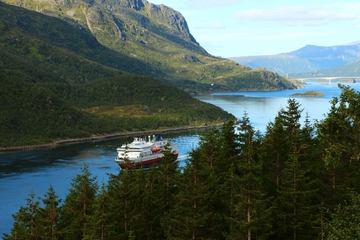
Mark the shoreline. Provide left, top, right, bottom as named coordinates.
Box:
left=0, top=125, right=217, bottom=152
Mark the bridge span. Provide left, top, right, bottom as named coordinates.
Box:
left=295, top=76, right=360, bottom=82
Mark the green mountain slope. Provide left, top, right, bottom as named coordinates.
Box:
left=0, top=2, right=236, bottom=147
left=0, top=2, right=158, bottom=83
left=0, top=0, right=298, bottom=91
left=0, top=73, right=235, bottom=147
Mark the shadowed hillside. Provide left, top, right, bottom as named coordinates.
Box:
left=0, top=0, right=299, bottom=91
left=0, top=2, right=236, bottom=147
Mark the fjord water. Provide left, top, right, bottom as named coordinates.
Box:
left=196, top=80, right=359, bottom=132
left=1, top=80, right=360, bottom=236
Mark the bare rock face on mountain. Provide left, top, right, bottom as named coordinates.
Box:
left=4, top=0, right=198, bottom=47
left=146, top=2, right=198, bottom=44
left=115, top=0, right=145, bottom=10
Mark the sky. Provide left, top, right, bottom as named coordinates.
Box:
left=150, top=0, right=360, bottom=58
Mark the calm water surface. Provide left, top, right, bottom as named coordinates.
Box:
left=0, top=131, right=202, bottom=236
left=1, top=80, right=360, bottom=236
left=197, top=80, right=360, bottom=132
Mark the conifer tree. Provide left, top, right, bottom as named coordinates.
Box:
left=261, top=99, right=320, bottom=238
left=166, top=151, right=218, bottom=239
left=260, top=111, right=289, bottom=238
left=217, top=120, right=239, bottom=174
left=278, top=144, right=319, bottom=239
left=285, top=101, right=320, bottom=238
left=301, top=113, right=325, bottom=238
left=326, top=192, right=360, bottom=239
left=3, top=192, right=40, bottom=240
left=316, top=85, right=360, bottom=210
left=133, top=166, right=164, bottom=238
left=201, top=120, right=239, bottom=238
left=158, top=143, right=180, bottom=214
left=105, top=166, right=144, bottom=239
left=218, top=120, right=241, bottom=223
left=167, top=127, right=224, bottom=239
left=57, top=164, right=99, bottom=240
left=156, top=144, right=180, bottom=238
left=228, top=113, right=267, bottom=240
left=37, top=185, right=61, bottom=240
left=90, top=182, right=111, bottom=239
left=111, top=143, right=181, bottom=239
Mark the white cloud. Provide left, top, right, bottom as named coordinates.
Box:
left=233, top=6, right=357, bottom=26
left=330, top=2, right=360, bottom=13
left=209, top=22, right=225, bottom=29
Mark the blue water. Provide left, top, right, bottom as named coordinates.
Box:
left=0, top=131, right=204, bottom=237
left=196, top=80, right=360, bottom=132
left=1, top=80, right=360, bottom=236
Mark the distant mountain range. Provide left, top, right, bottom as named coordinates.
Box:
left=229, top=42, right=360, bottom=78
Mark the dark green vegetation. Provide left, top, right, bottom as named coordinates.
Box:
left=291, top=91, right=325, bottom=97
left=0, top=0, right=299, bottom=92
left=0, top=74, right=235, bottom=147
left=5, top=85, right=360, bottom=239
left=0, top=0, right=301, bottom=148
left=0, top=1, right=238, bottom=147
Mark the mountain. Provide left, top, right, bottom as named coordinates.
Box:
left=0, top=1, right=237, bottom=147
left=289, top=58, right=360, bottom=79
left=229, top=42, right=360, bottom=76
left=0, top=0, right=298, bottom=91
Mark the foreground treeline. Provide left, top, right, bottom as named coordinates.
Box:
left=5, top=85, right=360, bottom=239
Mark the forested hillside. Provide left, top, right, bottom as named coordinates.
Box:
left=0, top=0, right=299, bottom=91
left=0, top=1, right=237, bottom=148
left=5, top=85, right=360, bottom=239
left=0, top=73, right=234, bottom=147
left=0, top=0, right=303, bottom=148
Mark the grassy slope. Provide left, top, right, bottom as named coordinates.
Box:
left=0, top=2, right=235, bottom=147
left=0, top=0, right=300, bottom=91
left=0, top=74, right=234, bottom=147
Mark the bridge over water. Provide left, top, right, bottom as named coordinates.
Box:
left=295, top=76, right=360, bottom=83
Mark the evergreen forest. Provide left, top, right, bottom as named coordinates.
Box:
left=0, top=73, right=235, bottom=147
left=0, top=0, right=237, bottom=148
left=4, top=84, right=360, bottom=240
